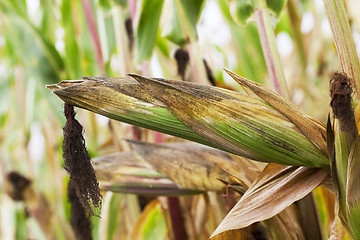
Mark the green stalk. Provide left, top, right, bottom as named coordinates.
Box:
left=254, top=8, right=289, bottom=99
left=323, top=0, right=360, bottom=97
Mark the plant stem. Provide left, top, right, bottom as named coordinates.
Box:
left=323, top=0, right=360, bottom=97
left=167, top=197, right=188, bottom=240
left=254, top=8, right=289, bottom=99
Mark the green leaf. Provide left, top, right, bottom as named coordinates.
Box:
left=231, top=0, right=287, bottom=26
left=173, top=0, right=205, bottom=39
left=266, top=0, right=287, bottom=17
left=233, top=0, right=256, bottom=25
left=135, top=0, right=164, bottom=62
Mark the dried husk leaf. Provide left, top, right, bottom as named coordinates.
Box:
left=129, top=74, right=328, bottom=168
left=210, top=164, right=327, bottom=238
left=129, top=140, right=252, bottom=193
left=225, top=69, right=328, bottom=156
left=93, top=151, right=202, bottom=196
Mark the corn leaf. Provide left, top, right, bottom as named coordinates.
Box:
left=130, top=74, right=328, bottom=168
left=172, top=0, right=205, bottom=40
left=210, top=164, right=327, bottom=238
left=134, top=0, right=164, bottom=62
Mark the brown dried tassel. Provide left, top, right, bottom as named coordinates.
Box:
left=62, top=103, right=102, bottom=216
left=68, top=179, right=93, bottom=240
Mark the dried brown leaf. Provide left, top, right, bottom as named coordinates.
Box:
left=211, top=164, right=328, bottom=237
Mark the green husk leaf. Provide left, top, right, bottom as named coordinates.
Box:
left=346, top=138, right=360, bottom=207
left=210, top=164, right=327, bottom=238
left=130, top=74, right=328, bottom=168
left=326, top=115, right=339, bottom=198
left=346, top=138, right=360, bottom=239
left=48, top=74, right=328, bottom=168
left=334, top=120, right=352, bottom=215
left=226, top=69, right=328, bottom=156
left=347, top=204, right=360, bottom=239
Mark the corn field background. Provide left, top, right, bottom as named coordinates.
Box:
left=1, top=0, right=360, bottom=239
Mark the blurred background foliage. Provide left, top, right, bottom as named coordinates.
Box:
left=1, top=0, right=360, bottom=239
